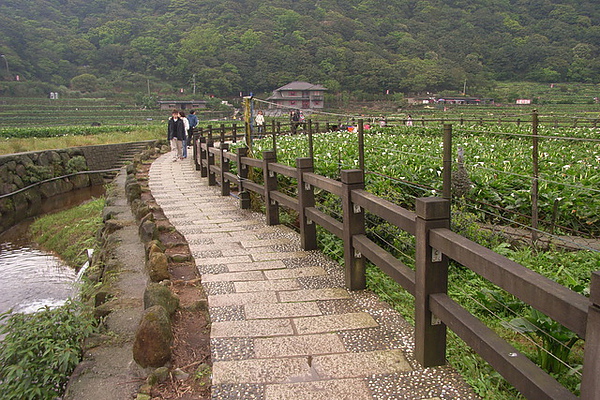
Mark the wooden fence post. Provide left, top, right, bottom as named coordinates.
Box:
left=237, top=147, right=250, bottom=209
left=232, top=123, right=237, bottom=143
left=308, top=119, right=314, bottom=161
left=531, top=110, right=539, bottom=244
left=415, top=197, right=450, bottom=367
left=199, top=136, right=207, bottom=177
left=297, top=157, right=317, bottom=250
left=358, top=119, right=365, bottom=172
left=581, top=271, right=600, bottom=400
left=263, top=150, right=279, bottom=225
left=207, top=137, right=216, bottom=186
left=341, top=169, right=366, bottom=290
left=193, top=131, right=200, bottom=171
left=443, top=124, right=452, bottom=200
left=220, top=143, right=230, bottom=196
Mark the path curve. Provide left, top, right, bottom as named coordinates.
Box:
left=149, top=153, right=477, bottom=400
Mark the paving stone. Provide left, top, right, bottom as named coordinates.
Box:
left=293, top=312, right=379, bottom=334
left=264, top=266, right=327, bottom=280
left=254, top=333, right=345, bottom=358
left=212, top=357, right=311, bottom=384
left=189, top=242, right=244, bottom=251
left=203, top=270, right=265, bottom=283
left=210, top=234, right=258, bottom=243
left=185, top=232, right=235, bottom=241
left=313, top=349, right=411, bottom=379
left=264, top=378, right=372, bottom=400
left=195, top=255, right=253, bottom=266
left=253, top=251, right=309, bottom=262
left=208, top=305, right=246, bottom=322
left=279, top=288, right=350, bottom=303
left=202, top=281, right=235, bottom=296
left=227, top=260, right=287, bottom=272
left=241, top=238, right=292, bottom=248
left=211, top=319, right=294, bottom=338
left=211, top=337, right=254, bottom=361
left=235, top=279, right=301, bottom=293
left=245, top=302, right=321, bottom=319
left=208, top=291, right=278, bottom=307
left=211, top=383, right=265, bottom=400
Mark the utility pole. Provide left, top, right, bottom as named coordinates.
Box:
left=147, top=78, right=150, bottom=96
left=192, top=74, right=196, bottom=95
left=0, top=55, right=10, bottom=79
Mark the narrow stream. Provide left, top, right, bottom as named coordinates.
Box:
left=0, top=185, right=105, bottom=316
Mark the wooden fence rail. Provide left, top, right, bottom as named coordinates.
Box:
left=191, top=124, right=598, bottom=400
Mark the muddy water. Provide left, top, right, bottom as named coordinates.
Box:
left=0, top=185, right=105, bottom=315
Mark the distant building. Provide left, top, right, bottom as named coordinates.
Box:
left=436, top=97, right=494, bottom=105
left=267, top=82, right=327, bottom=109
left=515, top=99, right=532, bottom=105
left=406, top=97, right=436, bottom=105
left=157, top=100, right=207, bottom=110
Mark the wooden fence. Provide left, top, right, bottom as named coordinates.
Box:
left=191, top=123, right=599, bottom=400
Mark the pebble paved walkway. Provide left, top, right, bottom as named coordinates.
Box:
left=149, top=152, right=477, bottom=400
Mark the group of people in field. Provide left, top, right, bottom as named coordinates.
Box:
left=167, top=109, right=198, bottom=161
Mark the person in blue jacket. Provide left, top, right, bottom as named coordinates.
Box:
left=187, top=110, right=198, bottom=149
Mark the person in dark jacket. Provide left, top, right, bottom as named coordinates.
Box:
left=167, top=109, right=185, bottom=161
left=187, top=110, right=198, bottom=148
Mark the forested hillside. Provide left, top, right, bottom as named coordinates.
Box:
left=0, top=0, right=599, bottom=97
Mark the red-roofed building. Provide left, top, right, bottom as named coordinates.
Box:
left=267, top=81, right=327, bottom=109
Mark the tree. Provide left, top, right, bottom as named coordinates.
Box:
left=70, top=73, right=98, bottom=92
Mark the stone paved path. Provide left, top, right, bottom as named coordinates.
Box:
left=149, top=152, right=477, bottom=400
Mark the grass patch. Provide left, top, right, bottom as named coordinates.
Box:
left=29, top=197, right=105, bottom=267
left=0, top=125, right=163, bottom=155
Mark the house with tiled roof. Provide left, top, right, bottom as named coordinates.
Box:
left=266, top=81, right=327, bottom=109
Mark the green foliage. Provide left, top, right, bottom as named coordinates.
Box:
left=248, top=124, right=598, bottom=397
left=505, top=309, right=580, bottom=374
left=23, top=164, right=54, bottom=183
left=0, top=125, right=136, bottom=139
left=70, top=74, right=99, bottom=93
left=30, top=198, right=105, bottom=267
left=1, top=0, right=600, bottom=95
left=0, top=300, right=97, bottom=400
left=66, top=156, right=89, bottom=174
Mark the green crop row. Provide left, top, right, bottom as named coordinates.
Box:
left=0, top=125, right=139, bottom=138
left=252, top=124, right=599, bottom=237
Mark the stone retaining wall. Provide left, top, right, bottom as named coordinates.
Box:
left=0, top=140, right=156, bottom=232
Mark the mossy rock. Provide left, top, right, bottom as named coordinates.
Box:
left=133, top=305, right=173, bottom=368
left=144, top=283, right=179, bottom=317
left=147, top=252, right=169, bottom=282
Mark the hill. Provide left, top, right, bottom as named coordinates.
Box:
left=0, top=0, right=599, bottom=98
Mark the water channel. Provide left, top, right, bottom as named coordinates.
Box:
left=0, top=185, right=105, bottom=316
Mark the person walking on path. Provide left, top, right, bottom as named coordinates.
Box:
left=167, top=109, right=185, bottom=161
left=179, top=111, right=190, bottom=158
left=254, top=110, right=265, bottom=135
left=187, top=110, right=198, bottom=149
left=290, top=109, right=300, bottom=134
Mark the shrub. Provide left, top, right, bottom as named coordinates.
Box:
left=0, top=300, right=96, bottom=399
